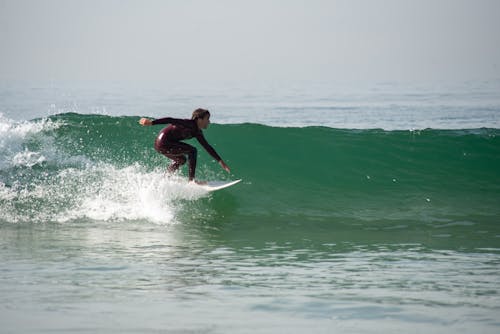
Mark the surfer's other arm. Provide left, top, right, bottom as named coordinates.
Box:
left=219, top=160, right=230, bottom=173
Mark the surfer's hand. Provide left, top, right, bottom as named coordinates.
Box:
left=139, top=118, right=153, bottom=126
left=219, top=160, right=230, bottom=173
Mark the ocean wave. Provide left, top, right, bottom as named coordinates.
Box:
left=1, top=113, right=499, bottom=226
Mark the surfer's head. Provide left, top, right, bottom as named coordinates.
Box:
left=192, top=108, right=211, bottom=129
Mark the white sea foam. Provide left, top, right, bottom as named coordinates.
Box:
left=59, top=164, right=209, bottom=224
left=0, top=113, right=62, bottom=169
left=0, top=161, right=210, bottom=224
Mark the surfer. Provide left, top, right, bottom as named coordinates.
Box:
left=139, top=108, right=230, bottom=183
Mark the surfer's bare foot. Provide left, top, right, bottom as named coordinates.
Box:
left=190, top=180, right=208, bottom=185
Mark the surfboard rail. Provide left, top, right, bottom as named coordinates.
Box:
left=198, top=179, right=242, bottom=192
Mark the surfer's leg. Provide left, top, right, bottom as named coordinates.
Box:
left=186, top=146, right=197, bottom=180
left=156, top=142, right=197, bottom=180
left=168, top=144, right=197, bottom=180
left=166, top=155, right=186, bottom=174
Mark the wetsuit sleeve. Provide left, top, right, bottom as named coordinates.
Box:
left=152, top=117, right=193, bottom=127
left=151, top=117, right=174, bottom=125
left=196, top=133, right=222, bottom=162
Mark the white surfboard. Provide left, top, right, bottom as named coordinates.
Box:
left=197, top=179, right=242, bottom=192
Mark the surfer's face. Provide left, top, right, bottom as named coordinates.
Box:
left=197, top=115, right=210, bottom=129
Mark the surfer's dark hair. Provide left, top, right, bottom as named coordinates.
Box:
left=192, top=108, right=210, bottom=121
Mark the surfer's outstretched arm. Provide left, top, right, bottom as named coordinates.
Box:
left=140, top=117, right=194, bottom=127
left=139, top=117, right=175, bottom=126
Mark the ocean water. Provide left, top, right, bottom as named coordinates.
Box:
left=1, top=81, right=500, bottom=333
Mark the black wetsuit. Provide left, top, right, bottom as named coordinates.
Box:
left=152, top=117, right=221, bottom=180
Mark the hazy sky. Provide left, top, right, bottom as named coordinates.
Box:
left=1, top=0, right=499, bottom=84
